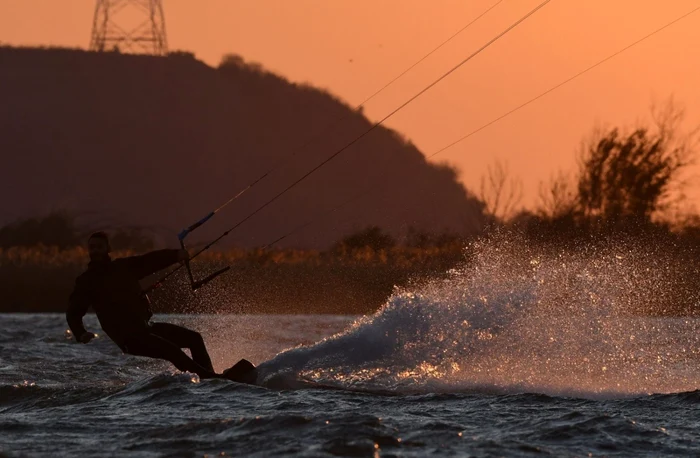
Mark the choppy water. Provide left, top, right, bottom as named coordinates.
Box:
left=3, top=238, right=700, bottom=457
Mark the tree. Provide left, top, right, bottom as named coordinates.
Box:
left=537, top=170, right=577, bottom=220
left=0, top=211, right=155, bottom=251
left=404, top=226, right=462, bottom=249
left=576, top=101, right=696, bottom=229
left=335, top=226, right=395, bottom=252
left=478, top=159, right=523, bottom=222
left=0, top=211, right=81, bottom=249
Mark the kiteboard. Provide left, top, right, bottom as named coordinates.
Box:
left=221, top=359, right=395, bottom=395
left=222, top=358, right=258, bottom=384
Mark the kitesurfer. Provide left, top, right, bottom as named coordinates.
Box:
left=66, top=231, right=255, bottom=382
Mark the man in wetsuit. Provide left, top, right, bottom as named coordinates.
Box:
left=66, top=231, right=223, bottom=379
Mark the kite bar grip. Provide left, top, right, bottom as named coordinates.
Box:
left=178, top=212, right=216, bottom=241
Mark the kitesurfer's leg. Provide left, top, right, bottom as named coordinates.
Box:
left=123, top=332, right=218, bottom=379
left=148, top=322, right=215, bottom=373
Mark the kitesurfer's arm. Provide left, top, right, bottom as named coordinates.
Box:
left=66, top=276, right=96, bottom=343
left=124, top=249, right=189, bottom=279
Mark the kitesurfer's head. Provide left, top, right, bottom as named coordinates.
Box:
left=87, top=231, right=111, bottom=262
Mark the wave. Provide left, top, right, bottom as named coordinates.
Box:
left=257, top=234, right=700, bottom=398
left=0, top=382, right=115, bottom=412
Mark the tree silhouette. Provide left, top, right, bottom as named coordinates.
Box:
left=0, top=211, right=81, bottom=249
left=577, top=111, right=694, bottom=229
left=537, top=170, right=577, bottom=220
left=0, top=211, right=155, bottom=251
left=479, top=159, right=523, bottom=222
left=335, top=226, right=396, bottom=252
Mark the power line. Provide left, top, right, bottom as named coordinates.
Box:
left=180, top=0, right=503, bottom=227
left=188, top=0, right=553, bottom=259
left=267, top=3, right=700, bottom=247
left=428, top=3, right=700, bottom=159
left=355, top=0, right=504, bottom=109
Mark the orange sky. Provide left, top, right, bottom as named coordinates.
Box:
left=2, top=0, right=699, bottom=212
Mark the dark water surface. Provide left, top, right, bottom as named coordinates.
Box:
left=1, top=313, right=699, bottom=457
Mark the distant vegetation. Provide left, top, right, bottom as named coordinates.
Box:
left=1, top=45, right=699, bottom=316
left=3, top=102, right=700, bottom=316
left=511, top=101, right=699, bottom=243
left=0, top=211, right=154, bottom=251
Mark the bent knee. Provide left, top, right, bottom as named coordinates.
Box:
left=189, top=331, right=205, bottom=345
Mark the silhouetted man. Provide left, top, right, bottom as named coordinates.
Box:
left=66, top=232, right=223, bottom=379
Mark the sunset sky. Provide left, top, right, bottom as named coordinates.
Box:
left=2, top=0, right=699, bottom=211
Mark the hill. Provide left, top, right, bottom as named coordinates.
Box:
left=0, top=46, right=486, bottom=248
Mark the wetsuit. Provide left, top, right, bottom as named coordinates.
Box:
left=66, top=250, right=218, bottom=378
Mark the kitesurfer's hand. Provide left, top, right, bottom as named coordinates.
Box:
left=176, top=249, right=190, bottom=263
left=77, top=332, right=96, bottom=344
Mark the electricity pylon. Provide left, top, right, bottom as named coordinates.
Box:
left=89, top=0, right=168, bottom=55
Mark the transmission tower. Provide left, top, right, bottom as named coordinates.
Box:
left=89, top=0, right=168, bottom=55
